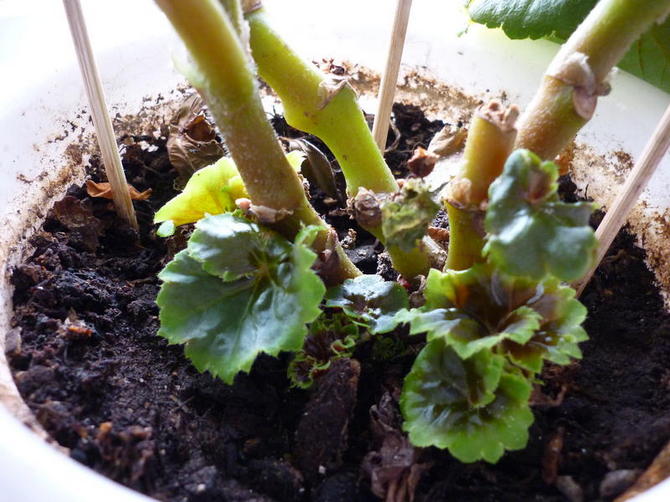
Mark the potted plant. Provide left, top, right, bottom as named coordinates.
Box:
left=1, top=0, right=670, bottom=500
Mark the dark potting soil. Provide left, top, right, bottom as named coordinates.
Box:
left=8, top=103, right=670, bottom=502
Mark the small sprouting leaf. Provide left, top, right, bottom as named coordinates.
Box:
left=400, top=339, right=534, bottom=463
left=288, top=313, right=360, bottom=389
left=484, top=149, right=596, bottom=281
left=397, top=264, right=588, bottom=372
left=381, top=179, right=441, bottom=252
left=325, top=275, right=409, bottom=334
left=157, top=214, right=325, bottom=384
left=154, top=157, right=248, bottom=226
left=502, top=276, right=588, bottom=372
left=157, top=220, right=176, bottom=237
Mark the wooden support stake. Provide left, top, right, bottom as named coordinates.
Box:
left=575, top=103, right=670, bottom=295
left=372, top=0, right=413, bottom=152
left=63, top=0, right=138, bottom=230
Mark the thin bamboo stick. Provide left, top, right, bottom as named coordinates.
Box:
left=372, top=0, right=413, bottom=152
left=575, top=103, right=670, bottom=295
left=62, top=0, right=138, bottom=230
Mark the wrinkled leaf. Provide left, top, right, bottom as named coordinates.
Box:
left=85, top=180, right=152, bottom=201
left=154, top=157, right=247, bottom=226
left=381, top=179, right=441, bottom=252
left=167, top=94, right=225, bottom=180
left=466, top=0, right=670, bottom=93
left=400, top=339, right=534, bottom=463
left=396, top=264, right=588, bottom=373
left=484, top=149, right=596, bottom=281
left=288, top=313, right=360, bottom=389
left=325, top=275, right=409, bottom=334
left=157, top=213, right=325, bottom=383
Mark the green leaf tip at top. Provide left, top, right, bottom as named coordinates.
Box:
left=484, top=149, right=597, bottom=282
left=381, top=178, right=441, bottom=253
left=325, top=275, right=409, bottom=334
left=156, top=213, right=325, bottom=384
left=400, top=338, right=534, bottom=463
left=399, top=264, right=588, bottom=373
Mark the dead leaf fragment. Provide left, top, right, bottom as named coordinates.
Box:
left=167, top=94, right=224, bottom=180
left=407, top=147, right=438, bottom=178
left=86, top=180, right=152, bottom=201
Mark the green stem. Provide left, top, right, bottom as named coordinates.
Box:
left=246, top=8, right=440, bottom=278
left=446, top=103, right=517, bottom=271
left=516, top=0, right=670, bottom=160
left=155, top=0, right=360, bottom=283
left=246, top=8, right=398, bottom=196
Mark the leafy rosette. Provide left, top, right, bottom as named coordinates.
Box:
left=400, top=338, right=533, bottom=463
left=381, top=178, right=441, bottom=252
left=483, top=149, right=597, bottom=281
left=157, top=213, right=325, bottom=384
left=288, top=313, right=360, bottom=389
left=325, top=275, right=409, bottom=334
left=398, top=264, right=587, bottom=372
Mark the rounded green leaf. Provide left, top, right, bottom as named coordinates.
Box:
left=401, top=339, right=534, bottom=463
left=484, top=149, right=597, bottom=282
left=325, top=275, right=409, bottom=334
left=157, top=216, right=325, bottom=384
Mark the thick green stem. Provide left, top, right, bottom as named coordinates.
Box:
left=446, top=103, right=517, bottom=271
left=516, top=0, right=670, bottom=160
left=246, top=9, right=439, bottom=278
left=246, top=9, right=397, bottom=195
left=155, top=0, right=360, bottom=283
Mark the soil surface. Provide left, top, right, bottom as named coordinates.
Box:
left=8, top=103, right=670, bottom=502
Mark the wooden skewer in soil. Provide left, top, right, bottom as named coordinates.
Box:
left=575, top=102, right=670, bottom=295
left=371, top=0, right=413, bottom=152
left=62, top=0, right=138, bottom=230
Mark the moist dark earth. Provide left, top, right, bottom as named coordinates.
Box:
left=8, top=103, right=670, bottom=502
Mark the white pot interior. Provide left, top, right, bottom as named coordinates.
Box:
left=1, top=1, right=669, bottom=500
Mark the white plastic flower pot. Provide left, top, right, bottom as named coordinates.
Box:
left=1, top=1, right=669, bottom=500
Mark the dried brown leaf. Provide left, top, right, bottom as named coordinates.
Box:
left=86, top=180, right=152, bottom=201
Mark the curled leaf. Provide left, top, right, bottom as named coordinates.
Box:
left=484, top=149, right=597, bottom=281
left=288, top=313, right=360, bottom=389
left=167, top=94, right=225, bottom=180
left=381, top=179, right=441, bottom=252
left=400, top=339, right=534, bottom=463
left=325, top=275, right=409, bottom=334
left=288, top=138, right=340, bottom=201
left=157, top=213, right=325, bottom=384
left=398, top=264, right=588, bottom=372
left=85, top=180, right=152, bottom=201
left=154, top=157, right=247, bottom=226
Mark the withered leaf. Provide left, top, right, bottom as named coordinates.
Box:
left=167, top=94, right=225, bottom=181
left=288, top=138, right=340, bottom=201
left=86, top=180, right=152, bottom=201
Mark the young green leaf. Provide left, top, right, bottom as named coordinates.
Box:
left=400, top=339, right=534, bottom=463
left=397, top=264, right=588, bottom=372
left=466, top=0, right=670, bottom=93
left=381, top=179, right=441, bottom=253
left=155, top=157, right=247, bottom=226
left=325, top=275, right=409, bottom=334
left=484, top=149, right=596, bottom=281
left=155, top=152, right=304, bottom=228
left=157, top=213, right=325, bottom=384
